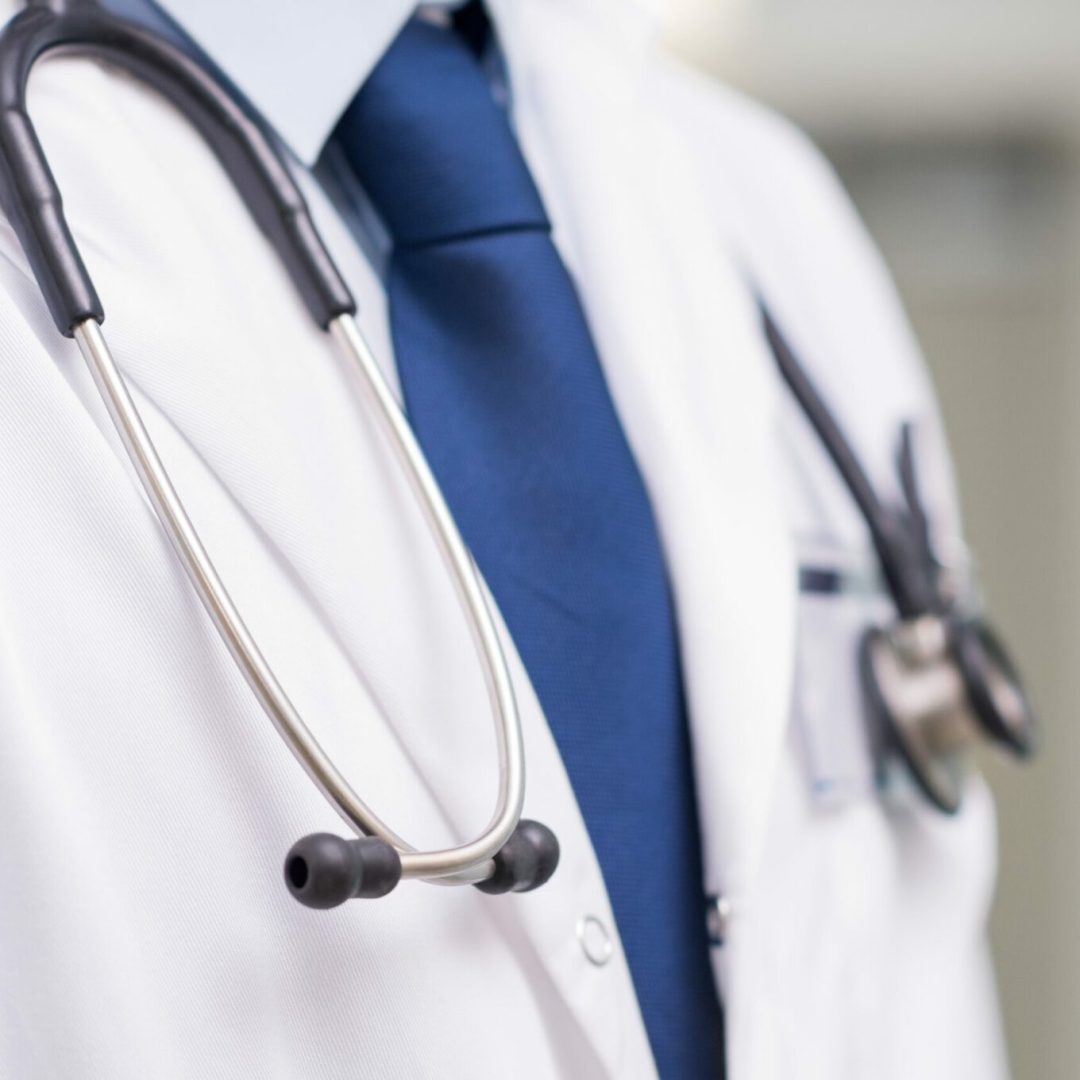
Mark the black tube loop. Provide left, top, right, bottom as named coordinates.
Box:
left=0, top=0, right=355, bottom=335
left=762, top=306, right=934, bottom=618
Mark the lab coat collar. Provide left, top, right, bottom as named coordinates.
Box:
left=154, top=0, right=657, bottom=164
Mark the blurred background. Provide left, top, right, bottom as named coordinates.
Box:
left=655, top=1, right=1080, bottom=1076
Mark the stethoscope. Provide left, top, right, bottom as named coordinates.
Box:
left=0, top=0, right=1030, bottom=915
left=762, top=306, right=1037, bottom=812
left=0, top=0, right=560, bottom=907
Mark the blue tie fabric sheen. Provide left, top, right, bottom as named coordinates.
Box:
left=334, top=17, right=724, bottom=1077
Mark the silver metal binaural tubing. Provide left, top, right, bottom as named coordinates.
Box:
left=329, top=313, right=525, bottom=881
left=73, top=317, right=524, bottom=884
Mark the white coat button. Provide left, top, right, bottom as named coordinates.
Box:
left=706, top=894, right=732, bottom=946
left=577, top=915, right=614, bottom=966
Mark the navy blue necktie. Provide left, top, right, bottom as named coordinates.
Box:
left=334, top=15, right=723, bottom=1076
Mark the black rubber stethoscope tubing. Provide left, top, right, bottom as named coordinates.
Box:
left=0, top=0, right=356, bottom=337
left=761, top=305, right=932, bottom=619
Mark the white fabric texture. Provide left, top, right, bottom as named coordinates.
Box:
left=0, top=0, right=1006, bottom=1077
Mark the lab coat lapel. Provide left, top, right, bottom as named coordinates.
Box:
left=496, top=0, right=799, bottom=927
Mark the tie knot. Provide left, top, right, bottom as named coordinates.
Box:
left=334, top=17, right=549, bottom=248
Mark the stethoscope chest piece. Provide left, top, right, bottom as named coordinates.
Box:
left=860, top=616, right=973, bottom=814
left=859, top=614, right=1036, bottom=813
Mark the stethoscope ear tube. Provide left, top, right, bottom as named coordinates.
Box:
left=0, top=0, right=560, bottom=902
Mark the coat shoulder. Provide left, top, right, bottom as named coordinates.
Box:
left=648, top=56, right=831, bottom=189
left=645, top=52, right=927, bottom=393
left=644, top=54, right=890, bottom=300
left=642, top=50, right=961, bottom=536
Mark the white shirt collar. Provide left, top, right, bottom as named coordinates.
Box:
left=156, top=0, right=419, bottom=165
left=153, top=0, right=657, bottom=166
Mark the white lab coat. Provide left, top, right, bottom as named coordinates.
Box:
left=0, top=0, right=1006, bottom=1077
